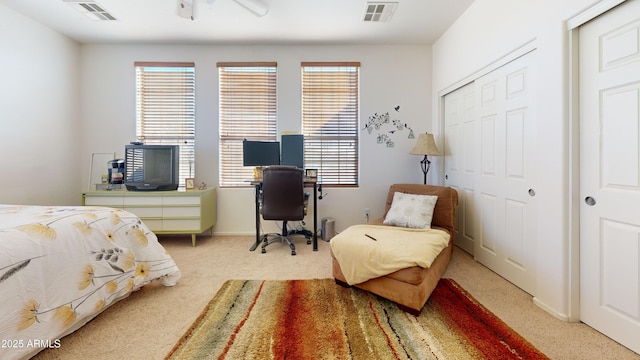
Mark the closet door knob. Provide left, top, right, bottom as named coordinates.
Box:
left=585, top=196, right=596, bottom=206
left=528, top=189, right=536, bottom=196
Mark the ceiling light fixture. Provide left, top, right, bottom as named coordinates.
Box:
left=63, top=0, right=116, bottom=21
left=363, top=2, right=397, bottom=22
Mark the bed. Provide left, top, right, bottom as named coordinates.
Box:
left=0, top=205, right=181, bottom=360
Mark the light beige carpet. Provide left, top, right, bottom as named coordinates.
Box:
left=31, top=235, right=639, bottom=360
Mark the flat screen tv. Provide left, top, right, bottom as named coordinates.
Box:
left=242, top=140, right=280, bottom=166
left=124, top=144, right=180, bottom=191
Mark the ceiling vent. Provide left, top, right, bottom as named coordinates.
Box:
left=363, top=2, right=398, bottom=22
left=63, top=0, right=116, bottom=21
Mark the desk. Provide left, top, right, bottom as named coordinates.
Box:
left=249, top=178, right=319, bottom=252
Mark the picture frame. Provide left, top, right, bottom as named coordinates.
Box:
left=185, top=178, right=195, bottom=190
left=305, top=169, right=317, bottom=178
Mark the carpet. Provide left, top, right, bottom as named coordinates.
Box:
left=165, top=278, right=549, bottom=359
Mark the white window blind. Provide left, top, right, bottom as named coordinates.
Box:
left=218, top=62, right=277, bottom=187
left=135, top=62, right=196, bottom=188
left=301, top=62, right=360, bottom=186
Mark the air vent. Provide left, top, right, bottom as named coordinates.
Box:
left=64, top=0, right=116, bottom=21
left=363, top=2, right=398, bottom=22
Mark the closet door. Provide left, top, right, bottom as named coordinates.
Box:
left=443, top=82, right=477, bottom=254
left=473, top=51, right=537, bottom=295
left=579, top=0, right=640, bottom=353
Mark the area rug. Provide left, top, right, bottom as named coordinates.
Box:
left=165, top=278, right=549, bottom=359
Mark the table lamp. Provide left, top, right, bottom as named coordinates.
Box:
left=410, top=133, right=441, bottom=184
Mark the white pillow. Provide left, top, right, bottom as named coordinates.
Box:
left=383, top=192, right=438, bottom=229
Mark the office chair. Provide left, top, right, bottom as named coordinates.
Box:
left=260, top=165, right=308, bottom=255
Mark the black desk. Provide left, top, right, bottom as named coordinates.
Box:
left=249, top=178, right=319, bottom=252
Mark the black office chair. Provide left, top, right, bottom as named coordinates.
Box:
left=260, top=165, right=308, bottom=255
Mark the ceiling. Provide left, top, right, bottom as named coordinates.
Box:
left=1, top=0, right=475, bottom=45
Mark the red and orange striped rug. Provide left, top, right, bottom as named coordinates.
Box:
left=166, top=278, right=549, bottom=359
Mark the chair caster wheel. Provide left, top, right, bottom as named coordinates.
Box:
left=291, top=251, right=296, bottom=255
left=261, top=248, right=266, bottom=253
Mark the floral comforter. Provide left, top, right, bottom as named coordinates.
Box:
left=0, top=205, right=181, bottom=360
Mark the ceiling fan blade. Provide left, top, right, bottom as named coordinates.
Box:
left=177, top=0, right=195, bottom=20
left=233, top=0, right=268, bottom=17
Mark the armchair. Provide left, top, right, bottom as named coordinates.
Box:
left=331, top=184, right=459, bottom=315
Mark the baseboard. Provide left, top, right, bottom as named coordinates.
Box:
left=207, top=232, right=255, bottom=236
left=533, top=297, right=572, bottom=322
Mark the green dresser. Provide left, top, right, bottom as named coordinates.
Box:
left=82, top=188, right=216, bottom=246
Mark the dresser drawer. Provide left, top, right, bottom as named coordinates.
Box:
left=163, top=196, right=201, bottom=205
left=141, top=219, right=163, bottom=232
left=124, top=207, right=163, bottom=218
left=84, top=196, right=124, bottom=207
left=124, top=196, right=162, bottom=206
left=163, top=219, right=201, bottom=231
left=163, top=206, right=200, bottom=217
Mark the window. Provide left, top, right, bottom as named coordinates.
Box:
left=302, top=62, right=360, bottom=186
left=135, top=62, right=195, bottom=188
left=218, top=62, right=277, bottom=187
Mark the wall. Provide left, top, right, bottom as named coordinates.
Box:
left=0, top=4, right=81, bottom=205
left=431, top=0, right=607, bottom=321
left=79, top=44, right=433, bottom=234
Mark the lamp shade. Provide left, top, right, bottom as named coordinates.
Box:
left=410, top=133, right=441, bottom=156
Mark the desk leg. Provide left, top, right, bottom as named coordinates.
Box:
left=313, top=182, right=318, bottom=251
left=250, top=183, right=261, bottom=251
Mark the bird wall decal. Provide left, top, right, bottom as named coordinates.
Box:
left=364, top=105, right=413, bottom=148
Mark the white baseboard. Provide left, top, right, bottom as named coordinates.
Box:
left=533, top=297, right=573, bottom=322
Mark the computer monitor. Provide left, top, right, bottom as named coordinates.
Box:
left=281, top=134, right=304, bottom=169
left=242, top=140, right=280, bottom=166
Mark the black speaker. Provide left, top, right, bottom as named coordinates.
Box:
left=281, top=134, right=304, bottom=169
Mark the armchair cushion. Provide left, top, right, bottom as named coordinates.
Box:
left=330, top=224, right=449, bottom=285
left=383, top=192, right=438, bottom=229
left=381, top=184, right=458, bottom=244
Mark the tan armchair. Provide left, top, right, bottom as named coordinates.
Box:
left=331, top=184, right=459, bottom=315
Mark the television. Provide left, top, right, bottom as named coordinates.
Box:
left=242, top=140, right=280, bottom=166
left=124, top=144, right=180, bottom=191
left=281, top=134, right=304, bottom=169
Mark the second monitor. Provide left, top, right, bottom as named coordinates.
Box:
left=280, top=134, right=304, bottom=169
left=242, top=140, right=280, bottom=167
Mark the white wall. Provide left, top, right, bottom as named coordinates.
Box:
left=0, top=3, right=433, bottom=234
left=0, top=4, right=81, bottom=205
left=431, top=0, right=606, bottom=321
left=2, top=0, right=597, bottom=319
left=79, top=44, right=433, bottom=234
